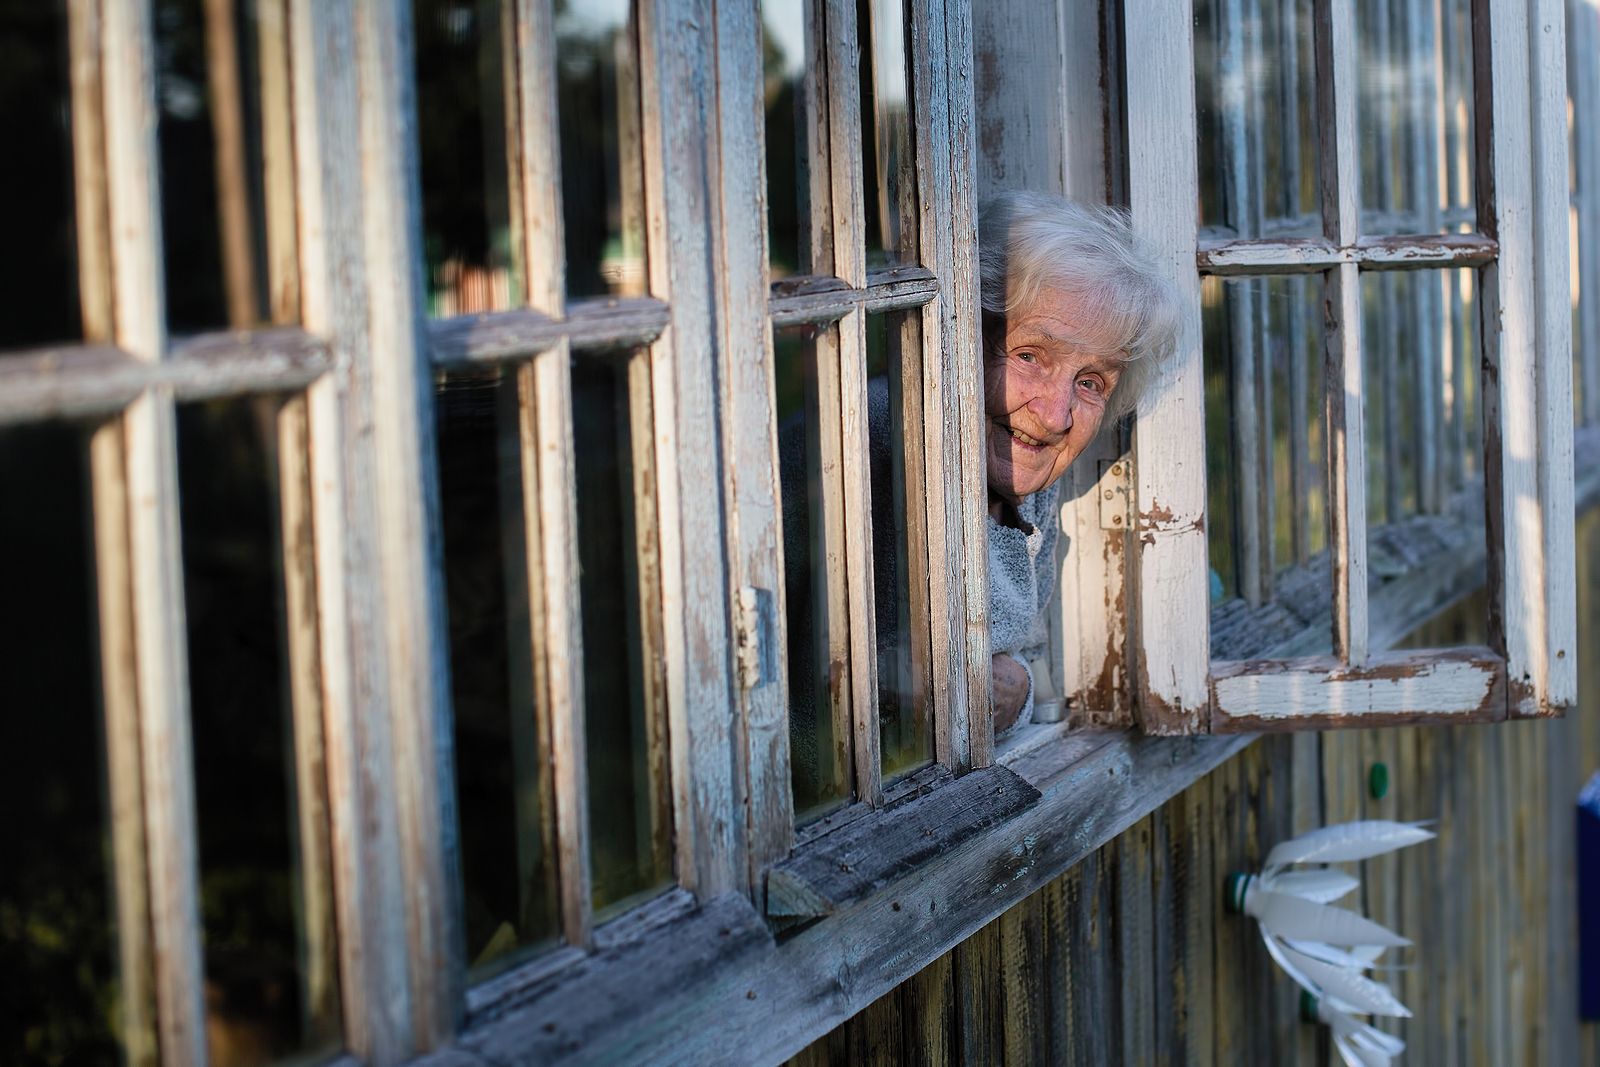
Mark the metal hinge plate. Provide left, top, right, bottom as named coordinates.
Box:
left=1098, top=458, right=1132, bottom=530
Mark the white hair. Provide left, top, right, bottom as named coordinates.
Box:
left=978, top=191, right=1181, bottom=422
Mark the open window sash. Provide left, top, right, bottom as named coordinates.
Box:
left=1122, top=0, right=1576, bottom=734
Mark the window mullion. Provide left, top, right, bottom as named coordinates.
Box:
left=99, top=0, right=208, bottom=1060
left=72, top=12, right=159, bottom=1057
left=638, top=0, right=744, bottom=895
left=823, top=0, right=883, bottom=805
left=940, top=0, right=992, bottom=765
left=910, top=0, right=970, bottom=770
left=509, top=0, right=594, bottom=951
left=1475, top=0, right=1574, bottom=715
left=718, top=2, right=795, bottom=878
left=289, top=0, right=425, bottom=1058
left=1527, top=0, right=1577, bottom=710
left=1124, top=0, right=1210, bottom=734
left=1313, top=0, right=1370, bottom=667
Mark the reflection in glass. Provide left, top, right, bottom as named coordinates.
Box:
left=1202, top=275, right=1328, bottom=608
left=1356, top=0, right=1475, bottom=234
left=435, top=368, right=557, bottom=977
left=867, top=312, right=932, bottom=780
left=178, top=398, right=343, bottom=1063
left=1362, top=268, right=1479, bottom=528
left=156, top=0, right=288, bottom=332
left=415, top=0, right=521, bottom=315
left=777, top=325, right=852, bottom=819
left=859, top=0, right=917, bottom=268
left=0, top=1, right=82, bottom=350
left=0, top=424, right=123, bottom=1064
left=763, top=0, right=810, bottom=279
left=1194, top=0, right=1321, bottom=237
left=571, top=352, right=672, bottom=917
left=558, top=2, right=646, bottom=299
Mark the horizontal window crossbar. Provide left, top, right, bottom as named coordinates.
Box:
left=1208, top=647, right=1507, bottom=730
left=1197, top=233, right=1498, bottom=275
left=768, top=266, right=939, bottom=327
left=427, top=296, right=672, bottom=366
left=0, top=327, right=332, bottom=426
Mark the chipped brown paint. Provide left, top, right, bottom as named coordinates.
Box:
left=1208, top=647, right=1508, bottom=732
left=1136, top=500, right=1204, bottom=547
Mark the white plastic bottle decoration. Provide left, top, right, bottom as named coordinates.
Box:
left=1225, top=820, right=1435, bottom=1065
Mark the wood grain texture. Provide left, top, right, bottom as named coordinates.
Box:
left=1125, top=0, right=1210, bottom=733
left=767, top=267, right=939, bottom=327
left=910, top=0, right=970, bottom=773
left=944, top=0, right=993, bottom=766
left=1475, top=0, right=1560, bottom=717
left=1526, top=0, right=1578, bottom=711
left=289, top=0, right=415, bottom=1056
left=1211, top=648, right=1506, bottom=729
left=99, top=1, right=208, bottom=1061
left=426, top=299, right=670, bottom=365
left=353, top=0, right=462, bottom=1040
left=1315, top=0, right=1370, bottom=668
left=1197, top=233, right=1499, bottom=274
left=766, top=766, right=1040, bottom=917
left=637, top=0, right=744, bottom=897
left=509, top=0, right=593, bottom=957
left=817, top=0, right=884, bottom=806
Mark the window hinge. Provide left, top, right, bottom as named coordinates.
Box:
left=736, top=586, right=776, bottom=691
left=1098, top=458, right=1132, bottom=530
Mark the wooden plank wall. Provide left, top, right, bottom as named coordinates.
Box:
left=787, top=510, right=1600, bottom=1066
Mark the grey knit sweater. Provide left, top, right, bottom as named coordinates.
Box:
left=780, top=377, right=1058, bottom=745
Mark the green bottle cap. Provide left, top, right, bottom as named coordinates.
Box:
left=1369, top=761, right=1390, bottom=800
left=1224, top=872, right=1253, bottom=914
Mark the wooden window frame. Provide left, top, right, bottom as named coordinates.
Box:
left=1125, top=0, right=1579, bottom=734
left=9, top=1, right=1594, bottom=1065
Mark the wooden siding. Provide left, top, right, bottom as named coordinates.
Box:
left=788, top=509, right=1600, bottom=1065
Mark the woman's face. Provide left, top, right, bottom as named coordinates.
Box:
left=983, top=285, right=1126, bottom=503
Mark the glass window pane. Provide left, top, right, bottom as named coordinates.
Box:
left=868, top=311, right=932, bottom=780
left=0, top=1, right=82, bottom=351
left=156, top=0, right=290, bottom=331
left=177, top=397, right=342, bottom=1062
left=1194, top=0, right=1322, bottom=237
left=558, top=2, right=647, bottom=300
left=1202, top=275, right=1332, bottom=631
left=435, top=367, right=557, bottom=977
left=1362, top=268, right=1480, bottom=528
left=763, top=0, right=811, bottom=279
left=572, top=352, right=673, bottom=918
left=415, top=0, right=521, bottom=316
left=859, top=0, right=917, bottom=269
left=777, top=324, right=852, bottom=820
left=1357, top=0, right=1476, bottom=235
left=0, top=424, right=125, bottom=1064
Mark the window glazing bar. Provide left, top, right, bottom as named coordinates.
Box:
left=99, top=0, right=208, bottom=1058
left=1313, top=0, right=1369, bottom=667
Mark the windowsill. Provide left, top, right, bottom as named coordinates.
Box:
left=428, top=423, right=1600, bottom=1066
left=420, top=724, right=1252, bottom=1067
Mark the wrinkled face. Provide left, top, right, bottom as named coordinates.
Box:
left=983, top=285, right=1126, bottom=504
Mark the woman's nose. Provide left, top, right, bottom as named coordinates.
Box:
left=1031, top=380, right=1076, bottom=434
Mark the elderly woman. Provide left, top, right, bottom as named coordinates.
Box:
left=782, top=192, right=1178, bottom=792
left=977, top=191, right=1179, bottom=734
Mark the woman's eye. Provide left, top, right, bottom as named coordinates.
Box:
left=1078, top=376, right=1103, bottom=393
left=1014, top=350, right=1037, bottom=364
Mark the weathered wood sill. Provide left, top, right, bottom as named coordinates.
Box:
left=415, top=423, right=1600, bottom=1066
left=417, top=727, right=1249, bottom=1066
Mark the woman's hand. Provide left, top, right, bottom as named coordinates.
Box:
left=991, top=652, right=1030, bottom=734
